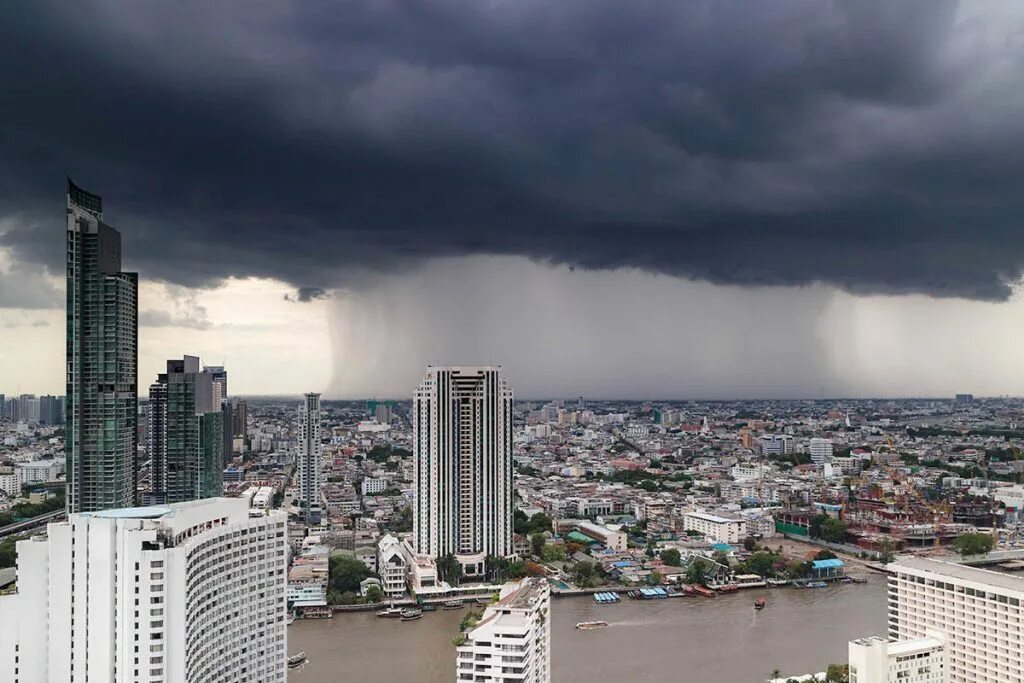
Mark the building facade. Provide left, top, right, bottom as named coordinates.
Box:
left=683, top=511, right=746, bottom=544
left=888, top=557, right=1024, bottom=682
left=456, top=578, right=551, bottom=683
left=146, top=357, right=224, bottom=505
left=377, top=533, right=408, bottom=598
left=0, top=497, right=288, bottom=683
left=413, top=366, right=514, bottom=576
left=65, top=179, right=138, bottom=513
left=848, top=634, right=946, bottom=683
left=809, top=438, right=834, bottom=465
left=296, top=393, right=323, bottom=524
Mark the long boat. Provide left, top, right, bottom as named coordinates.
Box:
left=376, top=607, right=403, bottom=618
left=400, top=609, right=423, bottom=621
left=576, top=621, right=609, bottom=630
left=691, top=585, right=717, bottom=598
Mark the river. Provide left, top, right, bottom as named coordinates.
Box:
left=289, top=575, right=887, bottom=682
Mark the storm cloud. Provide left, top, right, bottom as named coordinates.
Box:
left=3, top=0, right=1024, bottom=301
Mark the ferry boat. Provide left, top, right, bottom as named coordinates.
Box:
left=766, top=578, right=789, bottom=587
left=287, top=652, right=307, bottom=669
left=575, top=621, right=609, bottom=630
left=804, top=581, right=828, bottom=589
left=376, top=607, right=403, bottom=618
left=400, top=609, right=423, bottom=621
left=442, top=600, right=464, bottom=610
left=754, top=598, right=766, bottom=610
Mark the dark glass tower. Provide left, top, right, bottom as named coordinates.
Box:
left=65, top=179, right=138, bottom=513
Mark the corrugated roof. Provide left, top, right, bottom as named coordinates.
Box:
left=812, top=558, right=845, bottom=569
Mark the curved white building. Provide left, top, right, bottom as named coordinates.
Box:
left=0, top=497, right=288, bottom=683
left=413, top=366, right=514, bottom=576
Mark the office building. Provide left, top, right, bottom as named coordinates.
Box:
left=760, top=434, right=794, bottom=456
left=848, top=633, right=946, bottom=683
left=456, top=578, right=551, bottom=683
left=65, top=179, right=138, bottom=513
left=0, top=497, right=288, bottom=683
left=413, top=366, right=514, bottom=576
left=38, top=395, right=65, bottom=426
left=145, top=357, right=224, bottom=504
left=809, top=438, right=834, bottom=465
left=296, top=393, right=323, bottom=524
left=232, top=399, right=247, bottom=438
left=203, top=365, right=227, bottom=405
left=888, top=556, right=1024, bottom=682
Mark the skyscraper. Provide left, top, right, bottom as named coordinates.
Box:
left=0, top=497, right=289, bottom=683
left=413, top=366, right=514, bottom=577
left=296, top=393, right=323, bottom=524
left=65, top=179, right=138, bottom=514
left=145, top=356, right=224, bottom=504
left=232, top=399, right=248, bottom=438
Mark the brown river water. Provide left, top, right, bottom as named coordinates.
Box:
left=288, top=574, right=887, bottom=682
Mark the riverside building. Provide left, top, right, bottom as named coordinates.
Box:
left=888, top=557, right=1024, bottom=682
left=65, top=179, right=138, bottom=513
left=456, top=578, right=551, bottom=683
left=413, top=366, right=514, bottom=577
left=0, top=497, right=288, bottom=683
left=848, top=634, right=946, bottom=683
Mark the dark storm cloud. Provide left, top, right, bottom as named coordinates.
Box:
left=284, top=287, right=329, bottom=303
left=2, top=0, right=1024, bottom=301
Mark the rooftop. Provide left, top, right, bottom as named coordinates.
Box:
left=86, top=506, right=172, bottom=519
left=894, top=556, right=1024, bottom=594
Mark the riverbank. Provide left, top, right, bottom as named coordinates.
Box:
left=289, top=572, right=887, bottom=683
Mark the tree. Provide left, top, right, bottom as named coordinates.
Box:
left=514, top=509, right=530, bottom=535
left=878, top=537, right=895, bottom=564
left=540, top=544, right=566, bottom=563
left=954, top=532, right=994, bottom=557
left=570, top=561, right=599, bottom=588
left=528, top=512, right=552, bottom=535
left=743, top=536, right=758, bottom=552
left=327, top=556, right=374, bottom=603
left=660, top=548, right=682, bottom=566
left=437, top=553, right=464, bottom=586
left=648, top=570, right=663, bottom=585
left=746, top=552, right=776, bottom=577
left=819, top=517, right=848, bottom=544
left=364, top=584, right=383, bottom=603
left=825, top=663, right=849, bottom=682
left=530, top=532, right=546, bottom=557
left=686, top=561, right=708, bottom=586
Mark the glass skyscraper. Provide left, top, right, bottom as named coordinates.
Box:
left=146, top=356, right=225, bottom=504
left=65, top=179, right=138, bottom=514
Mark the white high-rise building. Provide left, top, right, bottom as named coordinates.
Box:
left=296, top=392, right=323, bottom=524
left=848, top=634, right=946, bottom=683
left=0, top=497, right=288, bottom=683
left=888, top=557, right=1024, bottom=682
left=809, top=437, right=834, bottom=465
left=456, top=578, right=551, bottom=683
left=413, top=366, right=514, bottom=577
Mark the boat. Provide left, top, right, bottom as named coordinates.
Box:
left=575, top=621, right=609, bottom=630
left=766, top=578, right=789, bottom=587
left=286, top=613, right=295, bottom=626
left=716, top=584, right=739, bottom=593
left=400, top=609, right=423, bottom=621
left=804, top=581, right=828, bottom=589
left=691, top=585, right=717, bottom=598
left=287, top=652, right=307, bottom=668
left=376, top=607, right=403, bottom=618
left=754, top=598, right=766, bottom=610
left=849, top=576, right=868, bottom=584
left=443, top=600, right=464, bottom=610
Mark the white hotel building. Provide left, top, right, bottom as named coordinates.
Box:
left=0, top=497, right=288, bottom=683
left=457, top=578, right=551, bottom=683
left=413, top=367, right=514, bottom=577
left=848, top=634, right=946, bottom=683
left=888, top=557, right=1024, bottom=682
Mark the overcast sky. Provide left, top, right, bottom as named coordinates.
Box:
left=3, top=1, right=1024, bottom=398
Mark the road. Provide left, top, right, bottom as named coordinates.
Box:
left=0, top=509, right=65, bottom=539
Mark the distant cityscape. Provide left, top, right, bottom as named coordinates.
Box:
left=3, top=182, right=1024, bottom=683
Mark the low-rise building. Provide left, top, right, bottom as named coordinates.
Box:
left=377, top=533, right=408, bottom=598
left=848, top=634, right=946, bottom=683
left=683, top=510, right=746, bottom=544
